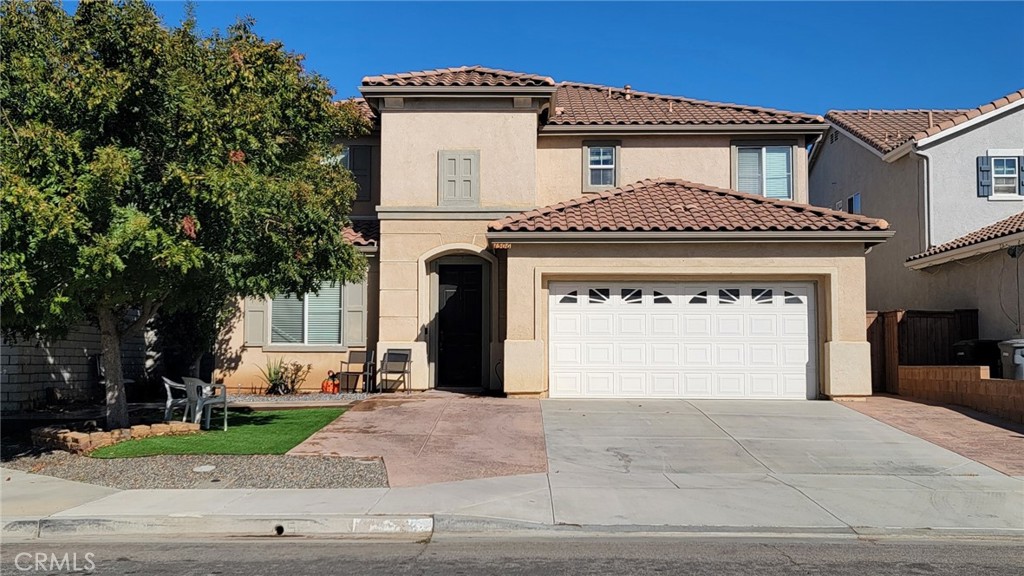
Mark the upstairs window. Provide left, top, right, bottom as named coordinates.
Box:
left=341, top=145, right=372, bottom=202
left=978, top=155, right=1024, bottom=198
left=583, top=141, right=619, bottom=191
left=993, top=157, right=1019, bottom=196
left=846, top=193, right=861, bottom=214
left=736, top=145, right=793, bottom=200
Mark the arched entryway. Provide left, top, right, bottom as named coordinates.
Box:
left=421, top=246, right=495, bottom=390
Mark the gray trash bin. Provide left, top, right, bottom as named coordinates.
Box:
left=998, top=339, right=1024, bottom=380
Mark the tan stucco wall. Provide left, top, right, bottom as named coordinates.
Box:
left=214, top=260, right=380, bottom=393
left=379, top=110, right=538, bottom=208
left=537, top=135, right=810, bottom=207
left=501, top=241, right=870, bottom=398
left=376, top=218, right=501, bottom=390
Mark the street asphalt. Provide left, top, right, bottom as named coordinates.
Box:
left=2, top=535, right=1022, bottom=575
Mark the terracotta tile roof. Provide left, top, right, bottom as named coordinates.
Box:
left=908, top=211, right=1024, bottom=262
left=489, top=179, right=888, bottom=233
left=548, top=83, right=824, bottom=126
left=362, top=65, right=555, bottom=87
left=827, top=88, right=1024, bottom=154
left=344, top=219, right=379, bottom=247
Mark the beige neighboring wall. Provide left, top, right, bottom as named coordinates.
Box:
left=380, top=108, right=538, bottom=208
left=537, top=135, right=809, bottom=207
left=501, top=241, right=869, bottom=398
left=376, top=218, right=499, bottom=390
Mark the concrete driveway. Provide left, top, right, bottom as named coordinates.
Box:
left=543, top=399, right=1024, bottom=530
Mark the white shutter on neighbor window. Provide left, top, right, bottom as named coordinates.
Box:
left=270, top=295, right=304, bottom=343
left=764, top=147, right=792, bottom=199
left=737, top=148, right=762, bottom=195
left=307, top=283, right=343, bottom=344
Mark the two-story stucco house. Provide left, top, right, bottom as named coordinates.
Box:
left=217, top=66, right=891, bottom=400
left=809, top=89, right=1024, bottom=340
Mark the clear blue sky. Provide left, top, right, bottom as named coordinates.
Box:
left=80, top=1, right=1024, bottom=114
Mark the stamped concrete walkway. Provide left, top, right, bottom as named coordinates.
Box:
left=843, top=394, right=1024, bottom=477
left=289, top=391, right=547, bottom=487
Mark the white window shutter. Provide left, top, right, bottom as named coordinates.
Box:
left=343, top=280, right=367, bottom=347
left=243, top=297, right=267, bottom=346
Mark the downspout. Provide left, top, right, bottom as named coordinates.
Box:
left=915, top=147, right=933, bottom=251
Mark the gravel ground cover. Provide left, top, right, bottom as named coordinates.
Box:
left=230, top=392, right=380, bottom=403
left=3, top=450, right=388, bottom=489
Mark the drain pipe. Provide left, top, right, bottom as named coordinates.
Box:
left=915, top=147, right=933, bottom=250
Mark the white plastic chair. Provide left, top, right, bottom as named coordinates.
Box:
left=182, top=377, right=228, bottom=431
left=162, top=377, right=190, bottom=421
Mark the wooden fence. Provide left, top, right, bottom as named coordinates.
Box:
left=865, top=309, right=979, bottom=394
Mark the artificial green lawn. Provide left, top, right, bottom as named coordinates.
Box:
left=90, top=408, right=344, bottom=458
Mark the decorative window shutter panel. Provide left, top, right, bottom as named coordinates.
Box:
left=243, top=297, right=267, bottom=346
left=438, top=151, right=479, bottom=206
left=1018, top=156, right=1024, bottom=195
left=977, top=156, right=992, bottom=197
left=343, top=280, right=367, bottom=347
left=350, top=146, right=372, bottom=201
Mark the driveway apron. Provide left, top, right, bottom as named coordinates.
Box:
left=289, top=391, right=547, bottom=487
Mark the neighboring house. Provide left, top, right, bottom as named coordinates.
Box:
left=218, top=65, right=892, bottom=400
left=809, top=89, right=1024, bottom=339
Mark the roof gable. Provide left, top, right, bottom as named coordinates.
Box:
left=361, top=65, right=555, bottom=87
left=490, top=179, right=888, bottom=233
left=826, top=88, right=1024, bottom=155
left=549, top=83, right=823, bottom=127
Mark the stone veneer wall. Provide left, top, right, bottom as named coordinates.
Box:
left=1, top=325, right=149, bottom=414
left=898, top=365, right=1024, bottom=424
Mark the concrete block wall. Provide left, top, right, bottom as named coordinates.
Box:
left=897, top=365, right=1024, bottom=424
left=1, top=325, right=148, bottom=414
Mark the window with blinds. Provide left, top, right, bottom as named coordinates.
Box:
left=736, top=145, right=793, bottom=200
left=270, top=282, right=343, bottom=344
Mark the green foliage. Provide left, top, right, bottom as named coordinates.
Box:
left=89, top=408, right=345, bottom=457
left=1, top=0, right=370, bottom=340
left=259, top=357, right=311, bottom=395
left=0, top=0, right=370, bottom=424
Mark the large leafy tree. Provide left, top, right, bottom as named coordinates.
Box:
left=1, top=0, right=369, bottom=427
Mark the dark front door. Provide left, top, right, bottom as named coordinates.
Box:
left=437, top=264, right=483, bottom=387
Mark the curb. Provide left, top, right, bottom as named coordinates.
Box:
left=4, top=515, right=432, bottom=539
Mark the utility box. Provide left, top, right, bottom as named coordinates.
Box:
left=998, top=339, right=1024, bottom=380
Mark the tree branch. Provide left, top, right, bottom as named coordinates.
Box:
left=120, top=298, right=163, bottom=338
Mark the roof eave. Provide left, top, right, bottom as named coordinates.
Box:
left=487, top=230, right=894, bottom=243
left=539, top=123, right=828, bottom=136
left=905, top=231, right=1024, bottom=269
left=915, top=97, right=1024, bottom=149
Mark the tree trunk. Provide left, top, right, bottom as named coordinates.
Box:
left=98, top=309, right=129, bottom=429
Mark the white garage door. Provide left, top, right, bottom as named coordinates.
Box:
left=548, top=282, right=817, bottom=399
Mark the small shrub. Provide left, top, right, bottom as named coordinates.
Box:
left=260, top=358, right=312, bottom=395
